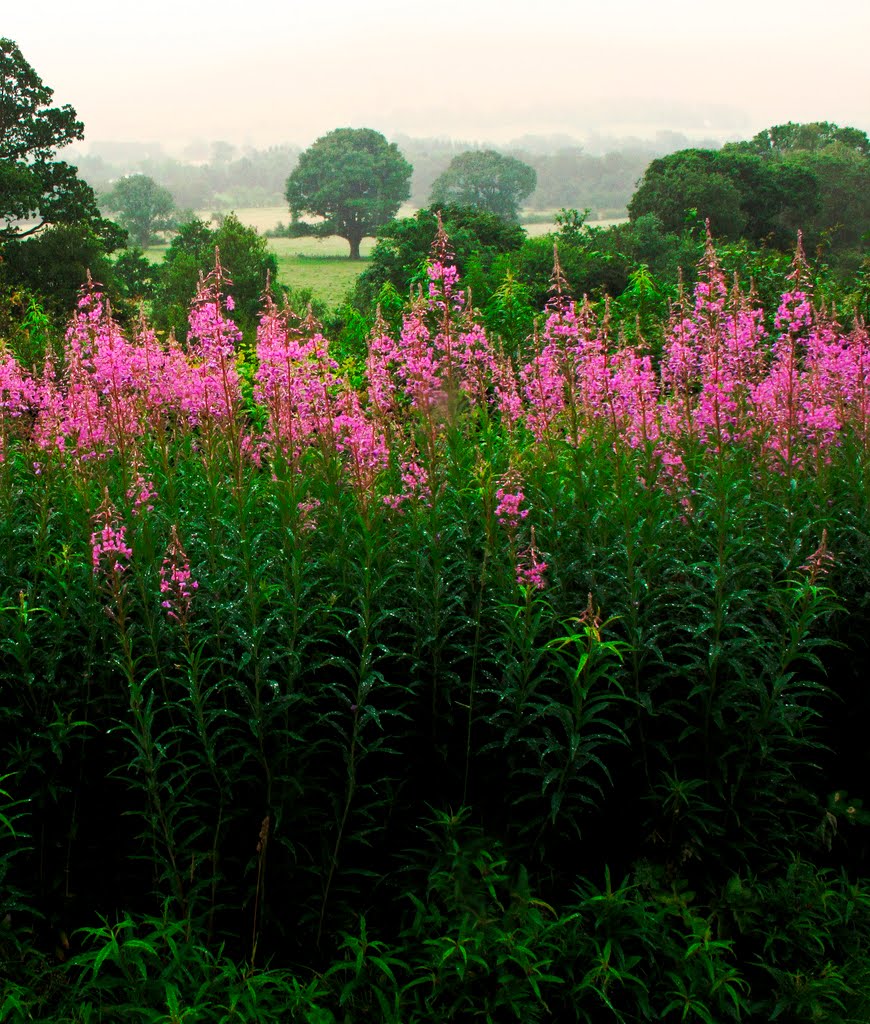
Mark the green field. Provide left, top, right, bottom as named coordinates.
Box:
left=206, top=205, right=626, bottom=238
left=267, top=237, right=373, bottom=307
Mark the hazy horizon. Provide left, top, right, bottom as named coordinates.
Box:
left=5, top=0, right=869, bottom=153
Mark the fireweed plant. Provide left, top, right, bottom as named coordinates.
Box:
left=1, top=222, right=870, bottom=1022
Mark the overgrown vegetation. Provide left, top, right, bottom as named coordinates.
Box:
left=1, top=222, right=870, bottom=1021
left=2, top=33, right=870, bottom=1022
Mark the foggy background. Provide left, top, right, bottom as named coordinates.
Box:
left=5, top=0, right=869, bottom=154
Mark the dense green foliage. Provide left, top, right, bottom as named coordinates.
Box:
left=2, top=231, right=870, bottom=1021
left=629, top=122, right=870, bottom=254
left=0, top=38, right=116, bottom=245
left=285, top=128, right=412, bottom=259
left=151, top=214, right=278, bottom=338
left=0, top=224, right=122, bottom=323
left=353, top=205, right=526, bottom=310
left=430, top=150, right=537, bottom=223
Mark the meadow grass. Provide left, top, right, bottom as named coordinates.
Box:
left=204, top=205, right=627, bottom=236
left=267, top=238, right=372, bottom=306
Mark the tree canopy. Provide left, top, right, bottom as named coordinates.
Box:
left=102, top=173, right=177, bottom=247
left=429, top=150, right=537, bottom=223
left=626, top=124, right=870, bottom=250
left=744, top=121, right=870, bottom=158
left=285, top=128, right=412, bottom=259
left=0, top=37, right=112, bottom=244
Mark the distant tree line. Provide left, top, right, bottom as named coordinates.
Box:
left=72, top=142, right=302, bottom=211
left=71, top=134, right=715, bottom=221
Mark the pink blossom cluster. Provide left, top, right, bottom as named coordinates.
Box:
left=91, top=496, right=132, bottom=576
left=517, top=537, right=548, bottom=591
left=365, top=233, right=495, bottom=418
left=494, top=486, right=528, bottom=531
left=255, top=298, right=340, bottom=459
left=127, top=474, right=156, bottom=516
left=1, top=228, right=868, bottom=521
left=384, top=458, right=431, bottom=510
left=159, top=526, right=198, bottom=623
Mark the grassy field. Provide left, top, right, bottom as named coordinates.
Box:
left=269, top=238, right=374, bottom=307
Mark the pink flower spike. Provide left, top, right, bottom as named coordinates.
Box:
left=160, top=525, right=197, bottom=624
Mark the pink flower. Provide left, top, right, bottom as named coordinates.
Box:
left=90, top=493, right=132, bottom=576
left=517, top=540, right=547, bottom=591
left=159, top=525, right=198, bottom=623
left=495, top=485, right=528, bottom=532
left=127, top=474, right=156, bottom=516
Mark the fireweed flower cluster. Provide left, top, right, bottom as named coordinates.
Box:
left=517, top=529, right=548, bottom=592
left=366, top=220, right=496, bottom=421
left=383, top=456, right=432, bottom=510
left=494, top=484, right=529, bottom=532
left=492, top=475, right=546, bottom=591
left=160, top=526, right=198, bottom=623
left=0, top=227, right=868, bottom=527
left=183, top=255, right=243, bottom=426
left=91, top=493, right=132, bottom=577
left=255, top=296, right=340, bottom=460
left=0, top=351, right=38, bottom=459
left=127, top=474, right=156, bottom=516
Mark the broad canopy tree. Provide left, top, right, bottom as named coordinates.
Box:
left=101, top=173, right=177, bottom=247
left=628, top=122, right=870, bottom=250
left=0, top=37, right=114, bottom=245
left=285, top=128, right=412, bottom=259
left=429, top=150, right=537, bottom=223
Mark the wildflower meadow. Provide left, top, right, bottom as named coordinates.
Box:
left=2, top=223, right=870, bottom=1022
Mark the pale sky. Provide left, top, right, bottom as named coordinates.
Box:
left=5, top=0, right=870, bottom=151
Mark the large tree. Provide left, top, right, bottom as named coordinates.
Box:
left=102, top=173, right=176, bottom=246
left=0, top=37, right=110, bottom=243
left=628, top=145, right=821, bottom=246
left=285, top=128, right=412, bottom=259
left=429, top=150, right=537, bottom=223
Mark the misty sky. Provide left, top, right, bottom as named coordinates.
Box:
left=5, top=0, right=870, bottom=151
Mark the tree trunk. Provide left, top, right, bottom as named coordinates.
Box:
left=347, top=233, right=362, bottom=260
